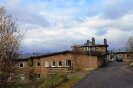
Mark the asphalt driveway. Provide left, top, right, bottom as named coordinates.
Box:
left=73, top=62, right=133, bottom=88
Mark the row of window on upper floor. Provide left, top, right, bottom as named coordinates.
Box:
left=82, top=47, right=101, bottom=51
left=18, top=60, right=72, bottom=68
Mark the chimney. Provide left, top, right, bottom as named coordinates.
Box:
left=92, top=37, right=95, bottom=46
left=86, top=40, right=90, bottom=44
left=104, top=38, right=107, bottom=45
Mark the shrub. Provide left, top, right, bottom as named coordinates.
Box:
left=39, top=73, right=68, bottom=88
left=129, top=62, right=133, bottom=68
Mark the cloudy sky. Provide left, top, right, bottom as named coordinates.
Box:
left=0, top=0, right=133, bottom=53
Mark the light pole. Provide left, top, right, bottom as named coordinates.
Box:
left=89, top=42, right=91, bottom=68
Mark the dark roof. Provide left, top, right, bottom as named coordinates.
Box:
left=27, top=50, right=72, bottom=59
left=18, top=54, right=35, bottom=59
left=115, top=51, right=133, bottom=54
left=17, top=51, right=72, bottom=60
left=17, top=50, right=107, bottom=60
left=17, top=53, right=51, bottom=61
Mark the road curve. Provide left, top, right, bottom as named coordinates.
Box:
left=73, top=62, right=133, bottom=88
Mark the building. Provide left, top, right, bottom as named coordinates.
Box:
left=114, top=51, right=133, bottom=62
left=71, top=37, right=108, bottom=53
left=16, top=38, right=109, bottom=80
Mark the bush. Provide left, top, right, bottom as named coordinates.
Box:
left=129, top=63, right=133, bottom=68
left=39, top=73, right=68, bottom=88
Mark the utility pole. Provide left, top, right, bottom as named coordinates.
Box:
left=89, top=42, right=91, bottom=68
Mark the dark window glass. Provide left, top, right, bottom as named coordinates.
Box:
left=37, top=62, right=40, bottom=66
left=59, top=61, right=62, bottom=66
left=20, top=63, right=24, bottom=67
left=53, top=61, right=55, bottom=66
left=66, top=60, right=71, bottom=66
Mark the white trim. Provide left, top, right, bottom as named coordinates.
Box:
left=36, top=62, right=40, bottom=67
left=45, top=61, right=49, bottom=67
left=19, top=63, right=24, bottom=68
left=66, top=60, right=71, bottom=67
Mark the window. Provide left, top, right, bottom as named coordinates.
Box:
left=19, top=63, right=24, bottom=68
left=96, top=47, right=100, bottom=51
left=66, top=60, right=71, bottom=67
left=36, top=62, right=40, bottom=67
left=45, top=61, right=49, bottom=67
left=58, top=61, right=62, bottom=67
left=86, top=47, right=89, bottom=51
left=52, top=61, right=55, bottom=67
left=127, top=54, right=129, bottom=57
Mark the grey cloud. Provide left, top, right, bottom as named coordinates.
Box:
left=14, top=11, right=51, bottom=28
left=103, top=0, right=133, bottom=19
left=95, top=29, right=107, bottom=36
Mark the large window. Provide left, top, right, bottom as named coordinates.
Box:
left=66, top=60, right=71, bottom=67
left=45, top=61, right=49, bottom=67
left=52, top=61, right=55, bottom=67
left=58, top=61, right=62, bottom=67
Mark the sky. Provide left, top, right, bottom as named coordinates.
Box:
left=0, top=0, right=133, bottom=53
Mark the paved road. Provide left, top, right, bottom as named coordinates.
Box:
left=73, top=62, right=133, bottom=88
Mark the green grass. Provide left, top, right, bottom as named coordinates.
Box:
left=39, top=73, right=68, bottom=88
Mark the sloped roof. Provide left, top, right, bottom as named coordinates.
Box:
left=17, top=50, right=107, bottom=60
left=115, top=51, right=133, bottom=54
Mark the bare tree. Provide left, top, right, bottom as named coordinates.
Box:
left=126, top=36, right=133, bottom=62
left=0, top=6, right=22, bottom=87
left=72, top=45, right=81, bottom=73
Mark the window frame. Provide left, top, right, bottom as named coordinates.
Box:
left=58, top=61, right=62, bottom=67
left=19, top=63, right=24, bottom=68
left=66, top=60, right=71, bottom=67
left=36, top=62, right=40, bottom=67
left=96, top=47, right=100, bottom=51
left=45, top=61, right=49, bottom=67
left=51, top=61, right=56, bottom=67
